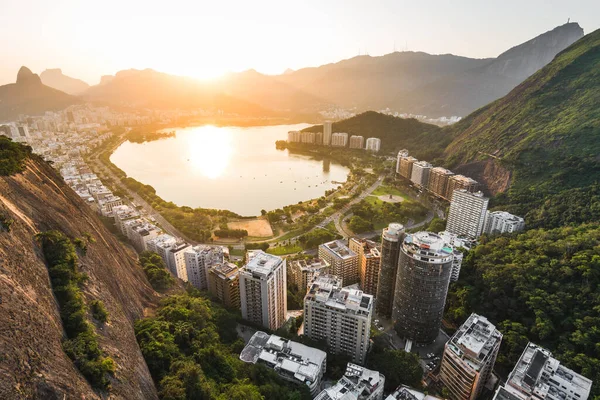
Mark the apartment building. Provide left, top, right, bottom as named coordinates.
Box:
left=447, top=190, right=489, bottom=239
left=240, top=331, right=327, bottom=397
left=239, top=251, right=287, bottom=330
left=184, top=245, right=225, bottom=290
left=428, top=167, right=454, bottom=199
left=493, top=343, right=592, bottom=400
left=365, top=137, right=381, bottom=152
left=393, top=232, right=454, bottom=343
left=112, top=205, right=140, bottom=236
left=207, top=262, right=240, bottom=309
left=398, top=156, right=418, bottom=179
left=304, top=275, right=373, bottom=364
left=147, top=234, right=177, bottom=272
left=301, top=131, right=316, bottom=144
left=440, top=314, right=502, bottom=400
left=125, top=219, right=161, bottom=252
left=484, top=211, right=525, bottom=235
left=349, top=237, right=381, bottom=296
left=318, top=239, right=359, bottom=286
left=445, top=175, right=478, bottom=200
left=168, top=242, right=192, bottom=281
left=288, top=130, right=301, bottom=142
left=288, top=258, right=330, bottom=292
left=376, top=223, right=404, bottom=318
left=323, top=121, right=332, bottom=146
left=350, top=135, right=365, bottom=149
left=386, top=385, right=444, bottom=400
left=315, top=363, right=385, bottom=400
left=331, top=132, right=349, bottom=147
left=411, top=161, right=433, bottom=188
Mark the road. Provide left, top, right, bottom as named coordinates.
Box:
left=87, top=135, right=196, bottom=244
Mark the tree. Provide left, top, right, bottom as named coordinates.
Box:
left=366, top=348, right=422, bottom=392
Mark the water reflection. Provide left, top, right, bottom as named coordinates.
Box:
left=187, top=126, right=232, bottom=179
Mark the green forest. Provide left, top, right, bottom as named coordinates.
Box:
left=446, top=224, right=600, bottom=397
left=0, top=136, right=33, bottom=175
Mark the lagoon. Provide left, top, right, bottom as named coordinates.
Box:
left=110, top=124, right=350, bottom=216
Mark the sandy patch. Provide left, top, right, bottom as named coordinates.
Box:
left=228, top=218, right=274, bottom=237
left=376, top=194, right=404, bottom=203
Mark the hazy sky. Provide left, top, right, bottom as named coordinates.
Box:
left=1, top=0, right=599, bottom=85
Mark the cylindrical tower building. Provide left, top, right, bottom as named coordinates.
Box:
left=375, top=223, right=404, bottom=317
left=393, top=231, right=453, bottom=343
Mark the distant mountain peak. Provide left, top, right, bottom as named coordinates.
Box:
left=16, top=66, right=41, bottom=85
left=40, top=68, right=90, bottom=95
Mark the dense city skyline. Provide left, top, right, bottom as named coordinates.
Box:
left=1, top=0, right=599, bottom=85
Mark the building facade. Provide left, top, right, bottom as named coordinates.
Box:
left=447, top=190, right=489, bottom=239
left=304, top=275, right=373, bottom=364
left=428, top=167, right=455, bottom=198
left=411, top=161, right=433, bottom=188
left=323, top=121, right=332, bottom=146
left=207, top=262, right=240, bottom=309
left=349, top=237, right=381, bottom=296
left=240, top=331, right=327, bottom=397
left=168, top=243, right=192, bottom=281
left=331, top=132, right=349, bottom=147
left=440, top=314, right=502, bottom=400
left=288, top=258, right=330, bottom=292
left=239, top=251, right=287, bottom=330
left=318, top=239, right=359, bottom=286
left=349, top=135, right=365, bottom=149
left=184, top=245, right=225, bottom=290
left=365, top=137, right=382, bottom=152
left=393, top=232, right=454, bottom=343
left=288, top=130, right=301, bottom=142
left=484, top=211, right=525, bottom=235
left=398, top=156, right=418, bottom=179
left=376, top=223, right=404, bottom=318
left=445, top=175, right=478, bottom=200
left=493, top=343, right=592, bottom=400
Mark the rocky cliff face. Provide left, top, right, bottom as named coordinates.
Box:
left=0, top=158, right=159, bottom=399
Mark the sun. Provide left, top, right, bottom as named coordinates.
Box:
left=187, top=126, right=233, bottom=179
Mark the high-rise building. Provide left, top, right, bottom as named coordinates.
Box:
left=349, top=135, right=365, bottom=149
left=315, top=363, right=385, bottom=400
left=168, top=242, right=192, bottom=281
left=147, top=233, right=177, bottom=272
left=445, top=175, right=478, bottom=200
left=365, top=137, right=382, bottom=152
left=386, top=385, right=444, bottom=400
left=288, top=258, right=330, bottom=292
left=349, top=238, right=381, bottom=296
left=207, top=262, right=240, bottom=309
left=304, top=275, right=373, bottom=364
left=440, top=314, right=502, bottom=400
left=184, top=245, right=225, bottom=290
left=318, top=239, right=359, bottom=286
left=301, top=131, right=316, bottom=144
left=239, top=251, right=287, bottom=330
left=316, top=131, right=324, bottom=145
left=484, top=211, right=525, bottom=235
left=376, top=223, right=404, bottom=318
left=393, top=232, right=454, bottom=343
left=447, top=190, right=489, bottom=239
left=411, top=161, right=433, bottom=188
left=493, top=343, right=592, bottom=400
left=240, top=331, right=327, bottom=397
left=398, top=156, right=418, bottom=179
left=323, top=121, right=332, bottom=146
left=331, top=132, right=349, bottom=147
left=396, top=150, right=410, bottom=173
left=288, top=130, right=301, bottom=142
left=428, top=167, right=454, bottom=198
left=126, top=221, right=161, bottom=253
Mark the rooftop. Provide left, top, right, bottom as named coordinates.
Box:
left=447, top=313, right=502, bottom=371
left=240, top=331, right=326, bottom=385
left=402, top=232, right=454, bottom=263
left=242, top=250, right=284, bottom=278
left=386, top=385, right=443, bottom=400
left=383, top=223, right=405, bottom=242
left=315, top=363, right=384, bottom=400
left=321, top=240, right=357, bottom=260
left=291, top=258, right=330, bottom=273
left=210, top=262, right=239, bottom=280
left=306, top=275, right=373, bottom=315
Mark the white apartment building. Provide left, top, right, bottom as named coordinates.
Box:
left=288, top=258, right=330, bottom=293
left=440, top=314, right=502, bottom=400
left=484, top=211, right=525, bottom=235
left=386, top=386, right=444, bottom=400
left=304, top=275, right=373, bottom=364
left=167, top=242, right=192, bottom=281
left=447, top=190, right=489, bottom=239
left=349, top=135, right=365, bottom=149
left=301, top=131, right=316, bottom=144
left=365, top=137, right=381, bottom=152
left=315, top=363, right=385, bottom=400
left=318, top=239, right=359, bottom=286
left=288, top=130, right=301, bottom=143
left=98, top=195, right=123, bottom=217
left=112, top=205, right=140, bottom=236
left=184, top=245, right=225, bottom=290
left=396, top=150, right=410, bottom=173
left=239, top=251, right=287, bottom=330
left=323, top=121, right=332, bottom=146
left=410, top=161, right=433, bottom=188
left=125, top=219, right=161, bottom=252
left=493, top=343, right=592, bottom=400
left=147, top=234, right=178, bottom=273
left=331, top=132, right=349, bottom=147
left=240, top=331, right=327, bottom=396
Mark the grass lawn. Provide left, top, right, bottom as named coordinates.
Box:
left=229, top=248, right=245, bottom=257
left=274, top=228, right=307, bottom=242
left=372, top=185, right=408, bottom=198
left=266, top=244, right=303, bottom=256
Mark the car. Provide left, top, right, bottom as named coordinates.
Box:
left=378, top=327, right=384, bottom=331
left=374, top=319, right=379, bottom=323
